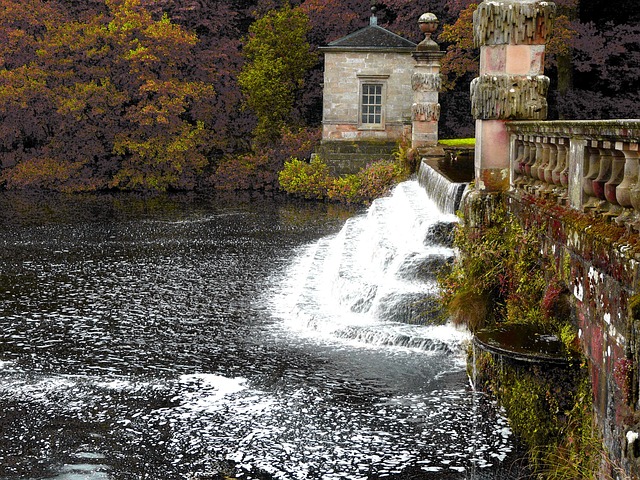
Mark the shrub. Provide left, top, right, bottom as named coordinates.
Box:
left=212, top=127, right=321, bottom=191
left=327, top=174, right=361, bottom=204
left=278, top=151, right=408, bottom=204
left=278, top=157, right=330, bottom=200
left=438, top=202, right=549, bottom=331
left=213, top=152, right=279, bottom=191
left=356, top=160, right=406, bottom=203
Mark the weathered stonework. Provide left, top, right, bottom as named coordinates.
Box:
left=471, top=0, right=554, bottom=193
left=473, top=0, right=556, bottom=47
left=411, top=103, right=440, bottom=122
left=470, top=74, right=550, bottom=120
left=411, top=72, right=442, bottom=92
left=319, top=16, right=416, bottom=149
left=321, top=51, right=414, bottom=142
left=506, top=191, right=640, bottom=478
left=411, top=17, right=444, bottom=150
left=315, top=140, right=398, bottom=176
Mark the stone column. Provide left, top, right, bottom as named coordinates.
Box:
left=471, top=0, right=556, bottom=191
left=411, top=13, right=445, bottom=153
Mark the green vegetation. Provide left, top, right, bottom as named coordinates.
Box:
left=439, top=198, right=572, bottom=334
left=278, top=156, right=407, bottom=205
left=475, top=349, right=613, bottom=478
left=278, top=141, right=412, bottom=205
left=440, top=193, right=623, bottom=478
left=238, top=4, right=317, bottom=144
left=439, top=138, right=475, bottom=147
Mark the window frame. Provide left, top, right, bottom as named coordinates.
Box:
left=357, top=74, right=389, bottom=130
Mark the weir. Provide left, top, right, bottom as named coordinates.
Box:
left=417, top=160, right=468, bottom=215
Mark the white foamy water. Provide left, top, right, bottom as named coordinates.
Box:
left=271, top=180, right=465, bottom=352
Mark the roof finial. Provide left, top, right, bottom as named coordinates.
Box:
left=370, top=2, right=378, bottom=26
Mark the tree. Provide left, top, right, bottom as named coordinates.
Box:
left=0, top=0, right=217, bottom=192
left=238, top=4, right=317, bottom=144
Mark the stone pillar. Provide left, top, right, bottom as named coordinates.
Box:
left=471, top=0, right=556, bottom=191
left=411, top=13, right=445, bottom=153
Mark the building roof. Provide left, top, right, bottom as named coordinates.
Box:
left=319, top=21, right=416, bottom=53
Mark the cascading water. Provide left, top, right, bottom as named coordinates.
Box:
left=417, top=161, right=468, bottom=214
left=273, top=180, right=463, bottom=350
left=263, top=174, right=523, bottom=478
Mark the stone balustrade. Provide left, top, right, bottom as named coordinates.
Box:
left=506, top=120, right=640, bottom=228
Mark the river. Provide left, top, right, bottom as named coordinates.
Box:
left=0, top=182, right=526, bottom=479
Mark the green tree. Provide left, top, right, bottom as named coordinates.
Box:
left=238, top=4, right=317, bottom=144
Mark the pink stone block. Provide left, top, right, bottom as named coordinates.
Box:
left=479, top=45, right=506, bottom=75
left=480, top=45, right=546, bottom=76
left=505, top=45, right=545, bottom=75
left=413, top=121, right=438, bottom=135
left=475, top=120, right=510, bottom=170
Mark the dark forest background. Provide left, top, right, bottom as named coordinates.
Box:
left=0, top=0, right=637, bottom=192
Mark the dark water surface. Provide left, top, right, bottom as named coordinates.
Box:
left=0, top=188, right=526, bottom=480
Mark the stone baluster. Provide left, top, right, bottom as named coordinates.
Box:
left=560, top=141, right=571, bottom=189
left=603, top=148, right=625, bottom=217
left=589, top=146, right=613, bottom=213
left=538, top=139, right=551, bottom=184
left=543, top=142, right=558, bottom=185
left=512, top=139, right=527, bottom=188
left=554, top=140, right=569, bottom=204
left=523, top=137, right=535, bottom=178
left=615, top=146, right=640, bottom=228
left=513, top=139, right=525, bottom=175
left=552, top=139, right=567, bottom=186
left=582, top=145, right=601, bottom=209
left=530, top=139, right=544, bottom=182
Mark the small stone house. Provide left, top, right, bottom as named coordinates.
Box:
left=317, top=13, right=417, bottom=174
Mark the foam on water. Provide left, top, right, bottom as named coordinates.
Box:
left=0, top=185, right=524, bottom=479
left=0, top=372, right=515, bottom=479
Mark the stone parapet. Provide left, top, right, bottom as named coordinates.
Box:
left=506, top=120, right=640, bottom=224
left=473, top=0, right=556, bottom=47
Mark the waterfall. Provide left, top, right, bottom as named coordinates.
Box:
left=417, top=161, right=469, bottom=215
left=274, top=179, right=467, bottom=352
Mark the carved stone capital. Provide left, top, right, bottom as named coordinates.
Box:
left=411, top=73, right=442, bottom=92
left=473, top=0, right=556, bottom=47
left=470, top=74, right=550, bottom=120
left=412, top=102, right=440, bottom=122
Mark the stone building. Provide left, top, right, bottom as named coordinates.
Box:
left=316, top=10, right=416, bottom=175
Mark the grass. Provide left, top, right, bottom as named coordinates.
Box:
left=439, top=138, right=475, bottom=147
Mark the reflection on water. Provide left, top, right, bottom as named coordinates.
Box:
left=0, top=188, right=525, bottom=479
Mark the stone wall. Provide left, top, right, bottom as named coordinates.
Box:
left=506, top=190, right=640, bottom=476
left=315, top=140, right=397, bottom=176
left=504, top=119, right=640, bottom=477
left=321, top=50, right=414, bottom=142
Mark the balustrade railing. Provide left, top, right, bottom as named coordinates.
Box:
left=506, top=120, right=640, bottom=228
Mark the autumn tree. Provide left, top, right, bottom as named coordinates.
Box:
left=0, top=0, right=217, bottom=192
left=238, top=4, right=317, bottom=144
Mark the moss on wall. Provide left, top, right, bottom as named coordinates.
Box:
left=446, top=187, right=632, bottom=478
